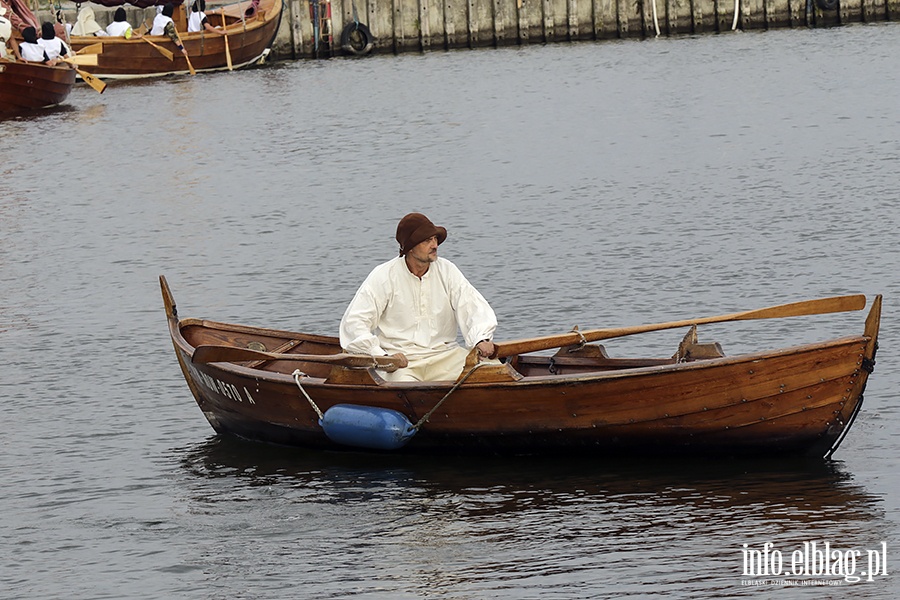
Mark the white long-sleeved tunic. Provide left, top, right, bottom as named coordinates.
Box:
left=150, top=13, right=174, bottom=35
left=187, top=11, right=207, bottom=32
left=340, top=256, right=497, bottom=359
left=19, top=41, right=47, bottom=62
left=106, top=20, right=133, bottom=37
left=37, top=37, right=68, bottom=60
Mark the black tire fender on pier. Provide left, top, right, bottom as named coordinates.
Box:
left=341, top=22, right=374, bottom=56
left=815, top=0, right=838, bottom=10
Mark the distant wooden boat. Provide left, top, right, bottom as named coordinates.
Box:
left=161, top=275, right=881, bottom=459
left=68, top=0, right=282, bottom=79
left=0, top=58, right=76, bottom=114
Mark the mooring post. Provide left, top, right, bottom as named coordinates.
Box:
left=290, top=0, right=305, bottom=57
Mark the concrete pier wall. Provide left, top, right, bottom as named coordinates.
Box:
left=38, top=0, right=900, bottom=62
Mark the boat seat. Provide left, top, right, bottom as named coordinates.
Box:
left=518, top=355, right=675, bottom=375
left=508, top=343, right=677, bottom=375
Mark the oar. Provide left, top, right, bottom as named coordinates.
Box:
left=76, top=42, right=104, bottom=55
left=142, top=37, right=175, bottom=61
left=221, top=13, right=232, bottom=70
left=62, top=54, right=98, bottom=66
left=173, top=31, right=196, bottom=75
left=192, top=345, right=400, bottom=371
left=494, top=294, right=868, bottom=358
left=70, top=65, right=107, bottom=94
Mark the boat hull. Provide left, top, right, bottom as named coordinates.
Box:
left=0, top=59, right=76, bottom=114
left=68, top=0, right=282, bottom=79
left=161, top=276, right=881, bottom=458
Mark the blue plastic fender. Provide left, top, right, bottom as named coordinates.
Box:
left=319, top=404, right=417, bottom=450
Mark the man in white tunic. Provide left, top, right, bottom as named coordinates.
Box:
left=37, top=21, right=70, bottom=60
left=187, top=0, right=226, bottom=35
left=17, top=26, right=50, bottom=62
left=0, top=8, right=10, bottom=59
left=105, top=8, right=134, bottom=38
left=340, top=213, right=497, bottom=382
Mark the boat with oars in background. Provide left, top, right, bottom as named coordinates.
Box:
left=67, top=0, right=282, bottom=79
left=160, top=275, right=880, bottom=459
left=2, top=4, right=76, bottom=113
left=1, top=3, right=105, bottom=103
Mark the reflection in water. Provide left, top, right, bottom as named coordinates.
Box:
left=178, top=436, right=881, bottom=518
left=4, top=23, right=900, bottom=599
left=0, top=103, right=78, bottom=123
left=169, top=437, right=889, bottom=596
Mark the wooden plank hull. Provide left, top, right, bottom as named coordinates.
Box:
left=68, top=0, right=282, bottom=79
left=0, top=59, right=76, bottom=114
left=161, top=276, right=881, bottom=458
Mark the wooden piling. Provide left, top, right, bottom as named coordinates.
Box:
left=37, top=0, right=900, bottom=62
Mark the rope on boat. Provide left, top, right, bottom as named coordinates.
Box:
left=291, top=361, right=491, bottom=430
left=412, top=362, right=490, bottom=430
left=568, top=326, right=587, bottom=352
left=293, top=369, right=324, bottom=419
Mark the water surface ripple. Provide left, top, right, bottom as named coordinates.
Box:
left=2, top=23, right=899, bottom=598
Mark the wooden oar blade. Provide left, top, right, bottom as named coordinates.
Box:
left=494, top=294, right=868, bottom=358
left=76, top=42, right=104, bottom=55
left=77, top=68, right=107, bottom=94
left=142, top=38, right=175, bottom=61
left=222, top=13, right=233, bottom=71
left=731, top=294, right=866, bottom=320
left=64, top=54, right=98, bottom=66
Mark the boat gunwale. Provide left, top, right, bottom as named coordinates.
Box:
left=174, top=313, right=871, bottom=389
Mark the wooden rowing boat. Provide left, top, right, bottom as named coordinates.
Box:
left=68, top=0, right=282, bottom=79
left=0, top=58, right=76, bottom=115
left=161, top=275, right=881, bottom=459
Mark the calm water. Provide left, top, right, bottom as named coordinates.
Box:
left=2, top=23, right=899, bottom=598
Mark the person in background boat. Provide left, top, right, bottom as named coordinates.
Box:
left=150, top=3, right=188, bottom=56
left=105, top=7, right=135, bottom=38
left=16, top=25, right=52, bottom=63
left=71, top=5, right=107, bottom=36
left=340, top=213, right=498, bottom=382
left=37, top=21, right=70, bottom=62
left=187, top=0, right=225, bottom=35
left=0, top=6, right=11, bottom=59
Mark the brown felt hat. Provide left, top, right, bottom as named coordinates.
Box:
left=396, top=213, right=447, bottom=256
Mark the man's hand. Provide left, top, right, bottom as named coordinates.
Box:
left=388, top=353, right=408, bottom=369
left=475, top=340, right=495, bottom=360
